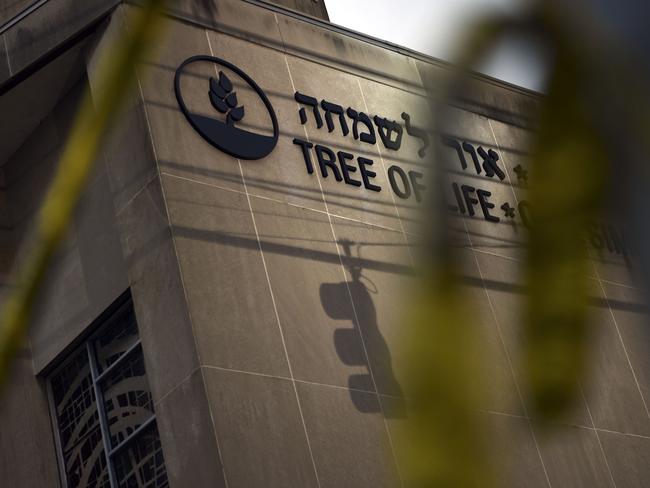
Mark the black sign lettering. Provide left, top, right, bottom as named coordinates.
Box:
left=337, top=151, right=362, bottom=187
left=358, top=157, right=381, bottom=192
left=401, top=112, right=429, bottom=158
left=388, top=165, right=411, bottom=199
left=295, top=92, right=323, bottom=128
left=461, top=185, right=479, bottom=217
left=322, top=100, right=350, bottom=136
left=346, top=108, right=376, bottom=144
left=409, top=171, right=425, bottom=203
left=374, top=116, right=403, bottom=151
left=477, top=189, right=499, bottom=222
left=315, top=145, right=343, bottom=181
left=293, top=138, right=314, bottom=174
left=452, top=182, right=465, bottom=214
left=462, top=142, right=482, bottom=174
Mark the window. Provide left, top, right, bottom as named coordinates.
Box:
left=47, top=294, right=169, bottom=488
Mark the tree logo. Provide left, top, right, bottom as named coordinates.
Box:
left=174, top=55, right=279, bottom=160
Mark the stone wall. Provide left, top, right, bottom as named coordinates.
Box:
left=134, top=2, right=648, bottom=487
left=0, top=1, right=648, bottom=487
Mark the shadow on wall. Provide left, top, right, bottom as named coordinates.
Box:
left=320, top=238, right=405, bottom=418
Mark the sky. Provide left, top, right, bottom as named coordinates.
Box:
left=324, top=0, right=545, bottom=91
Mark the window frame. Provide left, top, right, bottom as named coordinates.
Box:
left=46, top=293, right=161, bottom=488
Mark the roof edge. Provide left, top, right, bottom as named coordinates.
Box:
left=243, top=0, right=543, bottom=98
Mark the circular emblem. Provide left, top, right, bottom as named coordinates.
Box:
left=174, top=55, right=279, bottom=160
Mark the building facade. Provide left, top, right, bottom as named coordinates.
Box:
left=0, top=1, right=648, bottom=487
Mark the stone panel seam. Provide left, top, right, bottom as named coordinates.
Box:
left=595, top=427, right=650, bottom=440
left=325, top=210, right=405, bottom=234
left=2, top=33, right=11, bottom=75
left=135, top=73, right=225, bottom=485
left=480, top=408, right=530, bottom=420
left=273, top=11, right=285, bottom=51
left=445, top=168, right=519, bottom=191
left=272, top=9, right=422, bottom=95
left=243, top=8, right=428, bottom=97
left=597, top=278, right=638, bottom=291
left=237, top=152, right=323, bottom=488
left=199, top=366, right=230, bottom=488
left=481, top=407, right=650, bottom=439
left=151, top=364, right=201, bottom=408
left=472, top=247, right=523, bottom=264
left=235, top=139, right=321, bottom=488
left=487, top=118, right=521, bottom=208
left=136, top=28, right=235, bottom=480
left=469, top=246, right=638, bottom=292
left=178, top=6, right=426, bottom=97
left=285, top=48, right=426, bottom=104
left=579, top=385, right=618, bottom=487
left=488, top=118, right=636, bottom=292
left=592, top=262, right=650, bottom=419
left=160, top=170, right=410, bottom=235
left=136, top=72, right=203, bottom=374
left=114, top=170, right=159, bottom=216
left=489, top=116, right=632, bottom=487
left=151, top=362, right=232, bottom=487
left=282, top=51, right=404, bottom=487
left=206, top=29, right=321, bottom=488
left=201, top=363, right=408, bottom=398
left=466, top=227, right=553, bottom=487
left=356, top=78, right=415, bottom=268
left=138, top=2, right=538, bottom=122
left=169, top=0, right=542, bottom=98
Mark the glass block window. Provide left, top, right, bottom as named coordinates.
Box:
left=48, top=295, right=169, bottom=488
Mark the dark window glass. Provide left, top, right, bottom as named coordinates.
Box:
left=48, top=295, right=168, bottom=488
left=113, top=424, right=168, bottom=488
left=51, top=350, right=108, bottom=488
left=67, top=442, right=110, bottom=488
left=101, top=351, right=154, bottom=448
left=94, top=306, right=139, bottom=373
